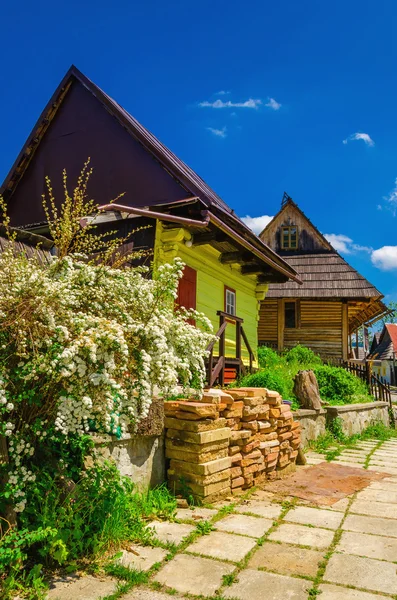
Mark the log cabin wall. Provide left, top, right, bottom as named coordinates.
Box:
left=259, top=298, right=343, bottom=360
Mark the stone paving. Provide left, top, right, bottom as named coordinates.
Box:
left=46, top=437, right=397, bottom=600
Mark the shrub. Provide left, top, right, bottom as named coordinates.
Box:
left=239, top=368, right=290, bottom=399
left=284, top=344, right=322, bottom=366
left=314, top=365, right=371, bottom=404
left=257, top=346, right=282, bottom=369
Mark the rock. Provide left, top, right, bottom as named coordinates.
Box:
left=293, top=370, right=323, bottom=410
left=177, top=498, right=189, bottom=508
left=164, top=417, right=226, bottom=432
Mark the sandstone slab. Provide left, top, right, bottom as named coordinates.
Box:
left=175, top=506, right=217, bottom=521
left=169, top=456, right=231, bottom=476
left=147, top=521, right=195, bottom=545
left=164, top=417, right=227, bottom=432
left=224, top=568, right=309, bottom=600
left=46, top=575, right=117, bottom=600
left=324, top=553, right=397, bottom=595
left=154, top=553, right=233, bottom=596
left=186, top=530, right=256, bottom=562
left=337, top=530, right=397, bottom=562
left=269, top=523, right=334, bottom=549
left=166, top=426, right=230, bottom=443
left=285, top=506, right=343, bottom=530
left=318, top=583, right=389, bottom=600
left=248, top=541, right=323, bottom=577
left=343, top=513, right=397, bottom=538
left=235, top=500, right=282, bottom=519
left=350, top=498, right=397, bottom=519
left=216, top=513, right=272, bottom=538
left=115, top=546, right=166, bottom=571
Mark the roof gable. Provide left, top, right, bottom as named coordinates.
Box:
left=260, top=196, right=333, bottom=254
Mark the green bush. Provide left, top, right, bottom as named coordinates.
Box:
left=314, top=365, right=371, bottom=405
left=284, top=344, right=322, bottom=366
left=239, top=368, right=290, bottom=399
left=257, top=346, right=282, bottom=369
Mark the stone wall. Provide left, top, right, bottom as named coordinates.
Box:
left=164, top=387, right=301, bottom=503
left=325, top=402, right=390, bottom=437
left=292, top=408, right=327, bottom=446
left=293, top=401, right=390, bottom=444
left=90, top=433, right=166, bottom=490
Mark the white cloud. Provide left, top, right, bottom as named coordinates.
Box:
left=265, top=97, right=282, bottom=110
left=206, top=126, right=227, bottom=138
left=216, top=90, right=230, bottom=96
left=383, top=177, right=397, bottom=216
left=324, top=233, right=372, bottom=254
left=371, top=246, right=397, bottom=270
left=199, top=98, right=262, bottom=109
left=241, top=214, right=274, bottom=235
left=342, top=132, right=375, bottom=146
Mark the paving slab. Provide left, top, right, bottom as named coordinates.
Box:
left=318, top=583, right=390, bottom=600
left=216, top=513, right=273, bottom=538
left=336, top=456, right=366, bottom=463
left=327, top=498, right=350, bottom=512
left=115, top=546, right=167, bottom=571
left=350, top=498, right=397, bottom=519
left=123, top=590, right=184, bottom=600
left=285, top=506, right=343, bottom=529
left=268, top=522, right=334, bottom=549
left=223, top=568, right=309, bottom=600
left=174, top=507, right=217, bottom=521
left=46, top=575, right=117, bottom=600
left=337, top=530, right=397, bottom=562
left=324, top=553, right=397, bottom=595
left=234, top=500, right=282, bottom=519
left=147, top=521, right=195, bottom=545
left=357, top=487, right=397, bottom=503
left=186, top=530, right=256, bottom=562
left=369, top=480, right=397, bottom=491
left=367, top=465, right=397, bottom=474
left=247, top=540, right=324, bottom=577
left=344, top=513, right=397, bottom=538
left=153, top=553, right=233, bottom=596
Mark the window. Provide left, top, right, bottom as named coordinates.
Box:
left=225, top=286, right=236, bottom=316
left=285, top=302, right=297, bottom=328
left=281, top=226, right=298, bottom=250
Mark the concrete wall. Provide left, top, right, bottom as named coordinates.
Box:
left=90, top=433, right=166, bottom=490
left=325, top=402, right=390, bottom=437
left=293, top=401, right=390, bottom=445
left=292, top=409, right=327, bottom=446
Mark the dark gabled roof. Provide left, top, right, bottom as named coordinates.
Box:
left=0, top=66, right=301, bottom=284
left=263, top=253, right=383, bottom=298
left=369, top=324, right=397, bottom=360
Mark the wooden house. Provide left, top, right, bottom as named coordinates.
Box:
left=258, top=194, right=388, bottom=361
left=0, top=66, right=301, bottom=385
left=368, top=324, right=397, bottom=384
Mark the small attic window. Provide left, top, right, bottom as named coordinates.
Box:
left=281, top=226, right=298, bottom=250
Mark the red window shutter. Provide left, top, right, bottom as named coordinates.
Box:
left=176, top=265, right=197, bottom=324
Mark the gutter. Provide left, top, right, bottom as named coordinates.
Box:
left=97, top=203, right=302, bottom=284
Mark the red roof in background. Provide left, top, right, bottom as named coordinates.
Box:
left=386, top=324, right=397, bottom=353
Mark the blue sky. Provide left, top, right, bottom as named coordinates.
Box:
left=1, top=0, right=397, bottom=303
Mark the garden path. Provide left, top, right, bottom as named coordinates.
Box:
left=46, top=438, right=397, bottom=600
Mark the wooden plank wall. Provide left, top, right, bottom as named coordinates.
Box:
left=259, top=299, right=343, bottom=360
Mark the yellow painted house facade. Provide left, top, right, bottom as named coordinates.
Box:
left=1, top=65, right=301, bottom=385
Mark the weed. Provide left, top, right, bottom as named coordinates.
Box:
left=222, top=572, right=237, bottom=586
left=195, top=521, right=214, bottom=535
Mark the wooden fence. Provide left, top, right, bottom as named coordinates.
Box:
left=341, top=360, right=392, bottom=407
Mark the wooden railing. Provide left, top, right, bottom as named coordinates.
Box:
left=206, top=311, right=255, bottom=387
left=341, top=360, right=392, bottom=407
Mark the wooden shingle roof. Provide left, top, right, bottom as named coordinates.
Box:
left=0, top=225, right=53, bottom=263
left=265, top=252, right=383, bottom=299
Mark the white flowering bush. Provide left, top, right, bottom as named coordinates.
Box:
left=0, top=247, right=213, bottom=516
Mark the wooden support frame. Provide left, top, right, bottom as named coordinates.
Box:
left=277, top=298, right=285, bottom=352
left=342, top=301, right=349, bottom=361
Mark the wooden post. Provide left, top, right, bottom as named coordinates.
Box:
left=219, top=314, right=226, bottom=387
left=277, top=299, right=284, bottom=352
left=342, top=302, right=348, bottom=361
left=236, top=320, right=242, bottom=379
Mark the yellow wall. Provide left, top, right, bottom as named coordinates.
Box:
left=154, top=222, right=267, bottom=365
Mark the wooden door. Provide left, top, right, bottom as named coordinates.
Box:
left=176, top=265, right=197, bottom=323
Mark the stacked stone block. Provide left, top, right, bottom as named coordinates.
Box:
left=164, top=387, right=302, bottom=503
left=164, top=394, right=232, bottom=503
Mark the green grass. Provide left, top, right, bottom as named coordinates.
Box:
left=308, top=421, right=397, bottom=458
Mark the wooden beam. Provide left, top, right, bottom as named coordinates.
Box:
left=257, top=274, right=289, bottom=284
left=191, top=231, right=227, bottom=246
left=277, top=299, right=285, bottom=352
left=342, top=301, right=349, bottom=361
left=219, top=251, right=251, bottom=264
left=241, top=263, right=266, bottom=275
